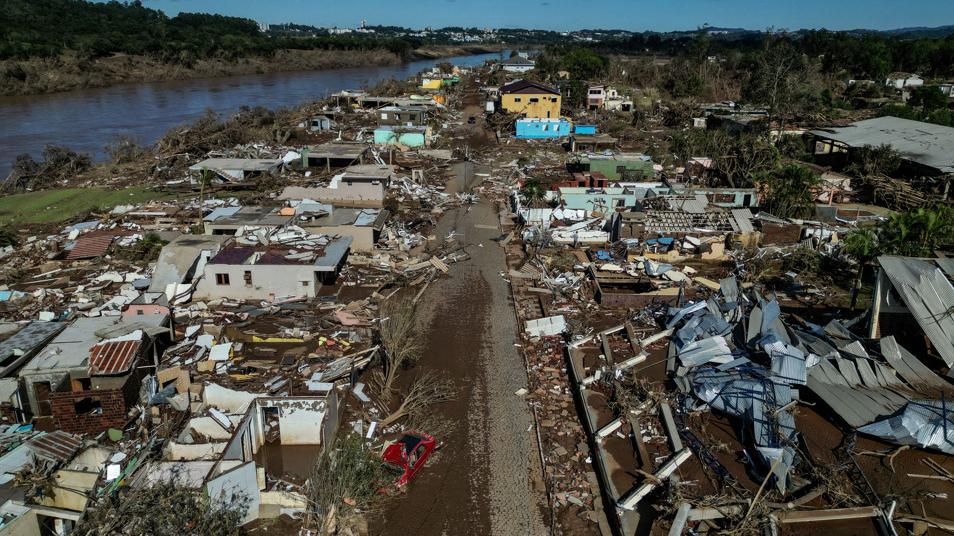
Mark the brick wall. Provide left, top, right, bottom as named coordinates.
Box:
left=49, top=389, right=127, bottom=435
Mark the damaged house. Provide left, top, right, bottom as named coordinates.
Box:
left=147, top=234, right=232, bottom=303
left=300, top=142, right=371, bottom=172
left=294, top=205, right=390, bottom=252
left=278, top=165, right=394, bottom=208
left=17, top=314, right=171, bottom=434
left=140, top=384, right=341, bottom=526
left=189, top=158, right=283, bottom=184
left=193, top=236, right=353, bottom=301
left=868, top=255, right=954, bottom=369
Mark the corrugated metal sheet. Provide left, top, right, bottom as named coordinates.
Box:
left=27, top=431, right=82, bottom=463
left=689, top=367, right=797, bottom=492
left=936, top=258, right=954, bottom=278
left=858, top=400, right=954, bottom=454
left=878, top=256, right=954, bottom=368
left=89, top=339, right=142, bottom=376
left=731, top=208, right=755, bottom=234
left=66, top=235, right=114, bottom=260
left=806, top=358, right=910, bottom=427
left=881, top=336, right=954, bottom=394
left=765, top=339, right=809, bottom=386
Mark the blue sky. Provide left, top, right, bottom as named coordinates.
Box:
left=138, top=0, right=952, bottom=32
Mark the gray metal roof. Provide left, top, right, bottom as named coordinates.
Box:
left=313, top=236, right=353, bottom=272
left=880, top=336, right=954, bottom=395
left=810, top=116, right=954, bottom=174
left=877, top=256, right=954, bottom=368
left=190, top=158, right=282, bottom=172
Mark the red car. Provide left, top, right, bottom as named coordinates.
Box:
left=381, top=432, right=437, bottom=487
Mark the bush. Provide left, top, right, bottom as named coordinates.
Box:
left=77, top=481, right=248, bottom=536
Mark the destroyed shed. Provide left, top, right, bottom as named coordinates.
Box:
left=300, top=141, right=370, bottom=171
left=189, top=158, right=283, bottom=183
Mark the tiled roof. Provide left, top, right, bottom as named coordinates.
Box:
left=66, top=234, right=115, bottom=260
left=89, top=339, right=142, bottom=376
left=499, top=79, right=558, bottom=95
left=27, top=431, right=83, bottom=462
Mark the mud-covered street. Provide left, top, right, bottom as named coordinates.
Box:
left=371, top=193, right=547, bottom=535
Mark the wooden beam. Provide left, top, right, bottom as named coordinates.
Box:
left=777, top=506, right=882, bottom=524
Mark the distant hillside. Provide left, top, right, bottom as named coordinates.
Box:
left=880, top=25, right=954, bottom=38
left=0, top=0, right=414, bottom=61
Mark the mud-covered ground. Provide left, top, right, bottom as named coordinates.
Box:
left=370, top=194, right=547, bottom=535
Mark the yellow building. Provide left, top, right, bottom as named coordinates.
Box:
left=421, top=78, right=443, bottom=90
left=499, top=80, right=561, bottom=119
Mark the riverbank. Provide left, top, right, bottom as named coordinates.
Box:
left=0, top=44, right=503, bottom=96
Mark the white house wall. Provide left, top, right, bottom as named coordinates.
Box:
left=195, top=264, right=320, bottom=301
left=203, top=384, right=259, bottom=414
left=165, top=441, right=226, bottom=461
left=206, top=461, right=260, bottom=525
left=271, top=399, right=326, bottom=445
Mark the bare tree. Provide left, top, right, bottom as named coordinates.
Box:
left=744, top=37, right=820, bottom=131
left=374, top=296, right=422, bottom=402
left=378, top=372, right=455, bottom=428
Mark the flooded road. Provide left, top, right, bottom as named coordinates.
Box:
left=0, top=51, right=504, bottom=177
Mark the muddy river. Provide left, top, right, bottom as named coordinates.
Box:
left=0, top=51, right=505, bottom=177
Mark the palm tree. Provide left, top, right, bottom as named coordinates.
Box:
left=755, top=164, right=820, bottom=219
left=519, top=179, right=547, bottom=208
left=196, top=169, right=215, bottom=229
left=842, top=227, right=879, bottom=309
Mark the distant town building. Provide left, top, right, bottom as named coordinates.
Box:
left=885, top=72, right=924, bottom=90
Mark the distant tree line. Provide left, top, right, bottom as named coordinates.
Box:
left=0, top=0, right=414, bottom=62
left=602, top=29, right=954, bottom=79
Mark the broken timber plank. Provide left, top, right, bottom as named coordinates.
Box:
left=659, top=402, right=684, bottom=452
left=668, top=502, right=692, bottom=536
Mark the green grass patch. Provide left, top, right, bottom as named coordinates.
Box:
left=0, top=187, right=170, bottom=226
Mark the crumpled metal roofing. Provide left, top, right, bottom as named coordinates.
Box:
left=670, top=279, right=800, bottom=492
left=858, top=399, right=954, bottom=454
left=689, top=366, right=798, bottom=491
left=27, top=431, right=83, bottom=463
left=877, top=256, right=954, bottom=370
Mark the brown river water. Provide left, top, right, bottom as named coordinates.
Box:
left=0, top=52, right=504, bottom=177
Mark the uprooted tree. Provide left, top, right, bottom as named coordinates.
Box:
left=2, top=144, right=92, bottom=192
left=76, top=481, right=248, bottom=535
left=378, top=371, right=455, bottom=428
left=374, top=296, right=423, bottom=403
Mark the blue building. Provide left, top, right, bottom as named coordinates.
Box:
left=515, top=118, right=571, bottom=139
